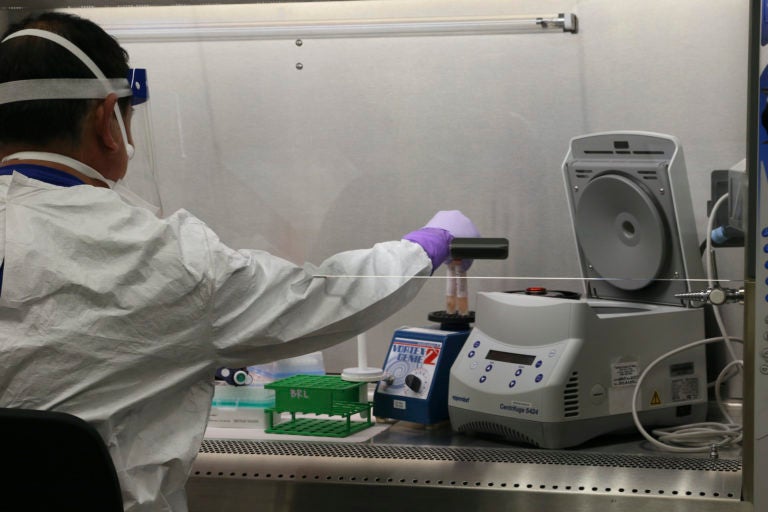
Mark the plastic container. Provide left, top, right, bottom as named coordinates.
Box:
left=209, top=383, right=275, bottom=428
left=249, top=351, right=325, bottom=380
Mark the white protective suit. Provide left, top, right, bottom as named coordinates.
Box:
left=0, top=171, right=432, bottom=511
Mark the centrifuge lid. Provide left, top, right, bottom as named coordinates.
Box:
left=563, top=132, right=703, bottom=305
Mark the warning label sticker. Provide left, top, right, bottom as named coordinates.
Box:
left=650, top=391, right=662, bottom=406
left=671, top=378, right=700, bottom=402
left=611, top=361, right=639, bottom=387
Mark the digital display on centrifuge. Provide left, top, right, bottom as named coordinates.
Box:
left=486, top=349, right=536, bottom=365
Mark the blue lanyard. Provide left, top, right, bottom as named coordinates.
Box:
left=0, top=163, right=85, bottom=187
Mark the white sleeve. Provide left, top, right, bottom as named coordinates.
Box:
left=200, top=222, right=432, bottom=367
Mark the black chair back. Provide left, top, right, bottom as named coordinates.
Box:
left=0, top=408, right=123, bottom=511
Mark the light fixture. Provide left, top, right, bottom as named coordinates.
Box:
left=104, top=13, right=578, bottom=42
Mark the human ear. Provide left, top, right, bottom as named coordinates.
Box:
left=94, top=93, right=121, bottom=152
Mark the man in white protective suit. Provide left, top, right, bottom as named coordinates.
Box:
left=0, top=12, right=480, bottom=512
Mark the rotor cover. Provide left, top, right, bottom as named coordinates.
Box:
left=563, top=132, right=703, bottom=305
left=574, top=173, right=668, bottom=291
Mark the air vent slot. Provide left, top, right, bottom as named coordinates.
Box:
left=638, top=169, right=659, bottom=180
left=563, top=371, right=579, bottom=418
left=457, top=421, right=540, bottom=447
left=583, top=150, right=613, bottom=154
left=574, top=169, right=593, bottom=179
left=632, top=150, right=664, bottom=155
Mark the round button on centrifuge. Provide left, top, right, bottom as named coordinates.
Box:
left=515, top=368, right=523, bottom=377
left=590, top=384, right=607, bottom=405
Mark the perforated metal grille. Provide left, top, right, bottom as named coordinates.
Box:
left=199, top=440, right=740, bottom=472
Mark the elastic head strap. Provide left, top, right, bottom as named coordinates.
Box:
left=0, top=28, right=132, bottom=155
left=0, top=78, right=131, bottom=106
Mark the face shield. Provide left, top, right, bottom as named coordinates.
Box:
left=0, top=29, right=163, bottom=216
left=116, top=68, right=164, bottom=216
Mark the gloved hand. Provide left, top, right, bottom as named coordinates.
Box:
left=402, top=210, right=480, bottom=273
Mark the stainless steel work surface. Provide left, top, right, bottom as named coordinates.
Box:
left=187, top=421, right=747, bottom=512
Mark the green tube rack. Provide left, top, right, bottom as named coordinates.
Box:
left=264, top=375, right=373, bottom=438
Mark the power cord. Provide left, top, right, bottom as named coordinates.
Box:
left=630, top=193, right=743, bottom=452
left=631, top=336, right=743, bottom=452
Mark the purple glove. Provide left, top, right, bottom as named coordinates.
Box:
left=402, top=227, right=453, bottom=273
left=424, top=210, right=480, bottom=239
left=403, top=210, right=480, bottom=273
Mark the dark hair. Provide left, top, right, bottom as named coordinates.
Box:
left=0, top=12, right=130, bottom=149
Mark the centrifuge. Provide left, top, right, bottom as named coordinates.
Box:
left=448, top=132, right=708, bottom=448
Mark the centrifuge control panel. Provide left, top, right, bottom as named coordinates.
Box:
left=452, top=330, right=569, bottom=394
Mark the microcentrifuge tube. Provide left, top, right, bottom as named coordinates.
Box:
left=445, top=262, right=457, bottom=314
left=455, top=261, right=469, bottom=316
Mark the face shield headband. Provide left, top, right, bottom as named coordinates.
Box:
left=0, top=28, right=143, bottom=168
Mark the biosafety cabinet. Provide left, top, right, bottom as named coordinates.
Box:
left=2, top=2, right=764, bottom=512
